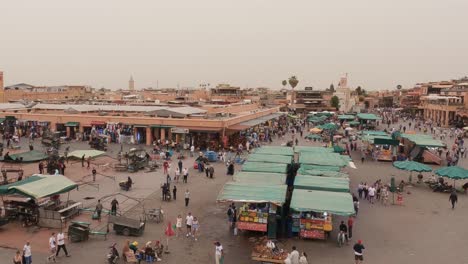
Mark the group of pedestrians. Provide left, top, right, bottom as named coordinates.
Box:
left=175, top=212, right=200, bottom=241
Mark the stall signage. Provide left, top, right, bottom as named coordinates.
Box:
left=171, top=127, right=189, bottom=134
left=237, top=221, right=267, bottom=232
left=300, top=229, right=325, bottom=239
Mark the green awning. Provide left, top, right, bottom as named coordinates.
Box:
left=0, top=176, right=43, bottom=195
left=68, top=150, right=106, bottom=159
left=348, top=121, right=360, bottom=126
left=0, top=175, right=77, bottom=199
left=294, top=175, right=350, bottom=192
left=150, top=125, right=174, bottom=128
left=435, top=166, right=468, bottom=180
left=65, top=122, right=80, bottom=127
left=374, top=138, right=400, bottom=146
left=299, top=164, right=342, bottom=172
left=295, top=146, right=334, bottom=153
left=247, top=153, right=292, bottom=164
left=0, top=150, right=49, bottom=163
left=233, top=172, right=286, bottom=185
left=337, top=115, right=355, bottom=120
left=290, top=189, right=355, bottom=215
left=317, top=123, right=338, bottom=130
left=400, top=134, right=445, bottom=148
left=299, top=152, right=350, bottom=167
left=0, top=118, right=6, bottom=123
left=357, top=113, right=381, bottom=120
left=297, top=170, right=349, bottom=178
left=252, top=146, right=294, bottom=156
left=217, top=182, right=286, bottom=205
left=241, top=161, right=288, bottom=174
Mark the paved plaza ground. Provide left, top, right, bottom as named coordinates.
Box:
left=1, top=120, right=468, bottom=264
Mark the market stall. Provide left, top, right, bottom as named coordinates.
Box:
left=399, top=133, right=445, bottom=164
left=0, top=174, right=79, bottom=228
left=247, top=153, right=292, bottom=164
left=251, top=237, right=289, bottom=263
left=233, top=172, right=286, bottom=185
left=217, top=182, right=286, bottom=237
left=251, top=146, right=294, bottom=157
left=241, top=161, right=288, bottom=174
left=290, top=189, right=354, bottom=240
left=293, top=175, right=350, bottom=192
left=360, top=131, right=398, bottom=161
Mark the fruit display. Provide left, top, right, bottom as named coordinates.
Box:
left=251, top=237, right=288, bottom=261
left=239, top=210, right=268, bottom=224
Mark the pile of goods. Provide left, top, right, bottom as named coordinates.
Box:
left=239, top=210, right=268, bottom=224
left=251, top=237, right=288, bottom=261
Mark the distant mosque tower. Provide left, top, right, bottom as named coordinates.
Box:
left=129, top=76, right=135, bottom=91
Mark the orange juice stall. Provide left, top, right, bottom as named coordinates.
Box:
left=290, top=189, right=355, bottom=240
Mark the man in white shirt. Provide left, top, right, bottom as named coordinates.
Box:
left=56, top=231, right=70, bottom=257
left=368, top=186, right=376, bottom=204
left=290, top=246, right=300, bottom=264
left=214, top=241, right=223, bottom=264
left=23, top=241, right=32, bottom=264
left=48, top=232, right=57, bottom=262
left=190, top=145, right=195, bottom=157
left=186, top=212, right=194, bottom=237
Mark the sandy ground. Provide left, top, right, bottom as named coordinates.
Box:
left=1, top=120, right=468, bottom=264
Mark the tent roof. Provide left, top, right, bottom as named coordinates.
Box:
left=400, top=134, right=445, bottom=148
left=337, top=115, right=355, bottom=120
left=299, top=164, right=342, bottom=172
left=233, top=172, right=286, bottom=185
left=241, top=161, right=287, bottom=174
left=0, top=150, right=48, bottom=162
left=252, top=146, right=294, bottom=156
left=357, top=113, right=381, bottom=120
left=247, top=153, right=292, bottom=164
left=297, top=170, right=349, bottom=178
left=294, top=175, right=350, bottom=192
left=68, top=150, right=106, bottom=159
left=295, top=146, right=334, bottom=153
left=299, top=152, right=350, bottom=167
left=0, top=175, right=77, bottom=199
left=290, top=189, right=355, bottom=215
left=361, top=130, right=388, bottom=136
left=217, top=182, right=286, bottom=205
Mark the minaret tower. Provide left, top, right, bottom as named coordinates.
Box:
left=129, top=76, right=135, bottom=91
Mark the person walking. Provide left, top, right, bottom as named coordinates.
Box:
left=81, top=154, right=85, bottom=167
left=214, top=242, right=224, bottom=264
left=110, top=198, right=119, bottom=216
left=92, top=167, right=97, bottom=182
left=39, top=162, right=44, bottom=174
left=192, top=217, right=200, bottom=241
left=299, top=252, right=308, bottom=264
left=353, top=240, right=365, bottom=264
left=175, top=167, right=180, bottom=183
left=163, top=160, right=169, bottom=175
left=173, top=185, right=177, bottom=200
left=95, top=200, right=103, bottom=221
left=47, top=232, right=57, bottom=262
left=183, top=168, right=188, bottom=183
left=184, top=189, right=190, bottom=207
left=176, top=215, right=183, bottom=237
left=190, top=145, right=195, bottom=157
left=209, top=165, right=215, bottom=179
left=86, top=156, right=91, bottom=169
left=178, top=159, right=183, bottom=173
left=23, top=241, right=32, bottom=264
left=56, top=231, right=70, bottom=257
left=348, top=216, right=354, bottom=239
left=449, top=190, right=458, bottom=209
left=290, top=246, right=300, bottom=264
left=185, top=212, right=194, bottom=237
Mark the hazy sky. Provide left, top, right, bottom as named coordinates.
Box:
left=1, top=0, right=467, bottom=90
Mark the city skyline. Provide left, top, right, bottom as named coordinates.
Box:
left=1, top=0, right=467, bottom=90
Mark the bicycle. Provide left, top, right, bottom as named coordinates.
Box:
left=337, top=230, right=346, bottom=247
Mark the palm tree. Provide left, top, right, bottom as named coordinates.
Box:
left=282, top=80, right=287, bottom=90
left=288, top=76, right=299, bottom=90
left=288, top=76, right=299, bottom=106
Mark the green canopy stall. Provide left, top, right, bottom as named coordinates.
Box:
left=299, top=153, right=350, bottom=167
left=298, top=164, right=342, bottom=172
left=252, top=146, right=294, bottom=156
left=294, top=176, right=350, bottom=192
left=435, top=166, right=468, bottom=187
left=0, top=175, right=77, bottom=199
left=233, top=172, right=286, bottom=185
left=291, top=189, right=355, bottom=215
left=0, top=150, right=49, bottom=163
left=247, top=153, right=292, bottom=164
left=297, top=170, right=349, bottom=178
left=242, top=161, right=288, bottom=174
